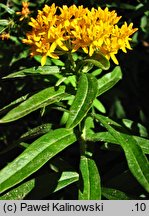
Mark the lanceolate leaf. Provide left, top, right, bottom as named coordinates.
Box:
left=0, top=94, right=29, bottom=115
left=87, top=131, right=149, bottom=154
left=94, top=114, right=149, bottom=192
left=83, top=52, right=110, bottom=71
left=0, top=171, right=79, bottom=200
left=0, top=179, right=35, bottom=200
left=2, top=66, right=60, bottom=79
left=93, top=98, right=106, bottom=113
left=102, top=187, right=130, bottom=200
left=54, top=171, right=79, bottom=193
left=76, top=52, right=110, bottom=73
left=0, top=86, right=66, bottom=123
left=98, top=66, right=122, bottom=96
left=66, top=73, right=98, bottom=129
left=0, top=124, right=52, bottom=155
left=79, top=156, right=101, bottom=200
left=0, top=128, right=76, bottom=194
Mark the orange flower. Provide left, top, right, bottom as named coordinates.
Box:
left=0, top=32, right=10, bottom=40
left=16, top=1, right=30, bottom=21
left=23, top=4, right=138, bottom=66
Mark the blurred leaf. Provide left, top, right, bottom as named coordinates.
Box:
left=79, top=156, right=101, bottom=200
left=34, top=55, right=52, bottom=65
left=94, top=114, right=149, bottom=192
left=102, top=187, right=130, bottom=200
left=0, top=3, right=15, bottom=14
left=0, top=86, right=66, bottom=123
left=122, top=119, right=148, bottom=138
left=66, top=73, right=98, bottom=129
left=3, top=66, right=60, bottom=79
left=112, top=97, right=126, bottom=119
left=140, top=15, right=148, bottom=33
left=51, top=59, right=65, bottom=66
left=0, top=26, right=7, bottom=34
left=0, top=128, right=76, bottom=194
left=0, top=19, right=9, bottom=26
left=97, top=66, right=122, bottom=96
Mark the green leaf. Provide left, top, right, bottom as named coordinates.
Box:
left=0, top=86, right=66, bottom=123
left=0, top=19, right=9, bottom=26
left=0, top=3, right=15, bottom=14
left=0, top=179, right=35, bottom=200
left=54, top=171, right=79, bottom=193
left=51, top=59, right=65, bottom=66
left=79, top=156, right=101, bottom=200
left=98, top=66, right=122, bottom=96
left=76, top=52, right=110, bottom=73
left=94, top=114, right=149, bottom=192
left=66, top=73, right=98, bottom=129
left=2, top=66, right=60, bottom=79
left=83, top=52, right=110, bottom=70
left=27, top=172, right=79, bottom=199
left=0, top=171, right=78, bottom=200
left=92, top=68, right=103, bottom=76
left=82, top=116, right=95, bottom=141
left=87, top=132, right=149, bottom=154
left=0, top=124, right=52, bottom=156
left=0, top=128, right=76, bottom=194
left=140, top=15, right=148, bottom=33
left=0, top=94, right=29, bottom=115
left=93, top=98, right=106, bottom=113
left=102, top=187, right=130, bottom=200
left=122, top=119, right=148, bottom=138
left=20, top=123, right=52, bottom=140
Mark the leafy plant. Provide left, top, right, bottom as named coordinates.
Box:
left=0, top=1, right=149, bottom=200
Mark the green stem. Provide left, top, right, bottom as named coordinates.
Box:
left=68, top=51, right=76, bottom=71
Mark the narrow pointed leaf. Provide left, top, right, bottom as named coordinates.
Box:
left=98, top=66, right=122, bottom=96
left=0, top=94, right=29, bottom=115
left=76, top=52, right=110, bottom=73
left=0, top=86, right=66, bottom=123
left=0, top=179, right=35, bottom=200
left=87, top=131, right=149, bottom=154
left=0, top=171, right=79, bottom=200
left=93, top=98, right=106, bottom=113
left=79, top=156, right=101, bottom=200
left=0, top=128, right=76, bottom=194
left=0, top=19, right=9, bottom=26
left=2, top=66, right=60, bottom=79
left=0, top=3, right=14, bottom=14
left=54, top=171, right=79, bottom=193
left=94, top=114, right=149, bottom=192
left=83, top=53, right=110, bottom=70
left=0, top=124, right=52, bottom=156
left=102, top=187, right=130, bottom=200
left=66, top=73, right=98, bottom=129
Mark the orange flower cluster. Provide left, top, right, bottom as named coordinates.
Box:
left=23, top=4, right=138, bottom=66
left=16, top=1, right=30, bottom=21
left=0, top=32, right=10, bottom=40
